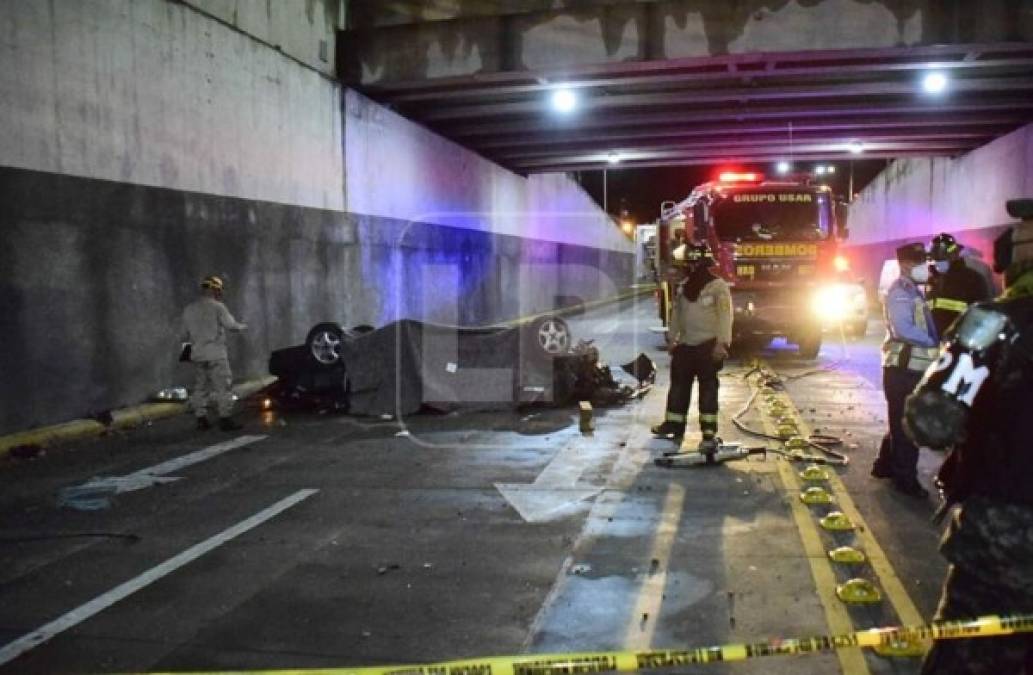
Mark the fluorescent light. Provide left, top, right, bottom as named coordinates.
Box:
left=923, top=71, right=949, bottom=94
left=827, top=165, right=836, bottom=174
left=848, top=141, right=864, bottom=155
left=607, top=151, right=621, bottom=164
left=776, top=161, right=790, bottom=174
left=814, top=165, right=827, bottom=175
left=550, top=88, right=577, bottom=113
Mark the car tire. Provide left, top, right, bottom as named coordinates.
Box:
left=526, top=315, right=572, bottom=361
left=797, top=332, right=822, bottom=360
left=306, top=322, right=345, bottom=367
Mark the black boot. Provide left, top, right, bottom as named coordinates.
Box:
left=650, top=421, right=685, bottom=439
left=219, top=417, right=243, bottom=431
left=196, top=417, right=212, bottom=431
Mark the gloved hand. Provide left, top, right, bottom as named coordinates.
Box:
left=712, top=343, right=730, bottom=361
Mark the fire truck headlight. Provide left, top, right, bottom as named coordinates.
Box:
left=812, top=284, right=853, bottom=321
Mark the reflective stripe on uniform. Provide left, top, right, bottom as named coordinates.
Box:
left=882, top=341, right=939, bottom=372
left=665, top=412, right=687, bottom=423
left=699, top=414, right=719, bottom=423
left=929, top=297, right=969, bottom=313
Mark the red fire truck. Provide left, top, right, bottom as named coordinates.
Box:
left=654, top=171, right=863, bottom=358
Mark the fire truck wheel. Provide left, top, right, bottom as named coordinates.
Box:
left=797, top=332, right=822, bottom=360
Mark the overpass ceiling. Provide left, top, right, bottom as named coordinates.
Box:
left=349, top=42, right=1033, bottom=174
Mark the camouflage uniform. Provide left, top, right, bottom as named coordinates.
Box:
left=917, top=266, right=1033, bottom=673
left=921, top=498, right=1033, bottom=674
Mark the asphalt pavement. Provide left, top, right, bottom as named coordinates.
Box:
left=0, top=297, right=949, bottom=675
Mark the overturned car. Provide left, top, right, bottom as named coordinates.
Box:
left=268, top=316, right=577, bottom=417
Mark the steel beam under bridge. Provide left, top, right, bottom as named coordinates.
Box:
left=340, top=1, right=1033, bottom=172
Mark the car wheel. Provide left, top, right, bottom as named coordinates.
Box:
left=529, top=315, right=571, bottom=359
left=306, top=322, right=345, bottom=366
left=797, top=332, right=822, bottom=360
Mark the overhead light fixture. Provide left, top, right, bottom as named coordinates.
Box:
left=814, top=165, right=827, bottom=176
left=550, top=87, right=577, bottom=113
left=776, top=161, right=791, bottom=174
left=848, top=141, right=865, bottom=155
left=827, top=165, right=836, bottom=174
left=922, top=71, right=949, bottom=94
left=607, top=151, right=621, bottom=165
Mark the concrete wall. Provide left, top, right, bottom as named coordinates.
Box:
left=0, top=0, right=344, bottom=210
left=0, top=0, right=632, bottom=434
left=844, top=124, right=1033, bottom=287
left=343, top=89, right=631, bottom=251
left=184, top=0, right=344, bottom=75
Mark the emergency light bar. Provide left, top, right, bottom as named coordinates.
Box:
left=718, top=172, right=764, bottom=183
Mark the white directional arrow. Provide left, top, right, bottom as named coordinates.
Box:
left=495, top=441, right=604, bottom=523
left=66, top=435, right=267, bottom=496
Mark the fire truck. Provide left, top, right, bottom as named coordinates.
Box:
left=654, top=171, right=863, bottom=359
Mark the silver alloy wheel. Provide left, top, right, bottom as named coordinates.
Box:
left=537, top=318, right=570, bottom=354
left=310, top=331, right=342, bottom=365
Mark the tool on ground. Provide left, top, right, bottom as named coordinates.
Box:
left=655, top=441, right=767, bottom=467
left=578, top=401, right=594, bottom=433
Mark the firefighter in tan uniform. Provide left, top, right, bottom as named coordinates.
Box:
left=182, top=275, right=247, bottom=431
left=651, top=243, right=733, bottom=452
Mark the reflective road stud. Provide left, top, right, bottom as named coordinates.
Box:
left=800, top=486, right=834, bottom=505
left=820, top=511, right=856, bottom=531
left=837, top=578, right=883, bottom=604
left=828, top=546, right=867, bottom=565
left=800, top=464, right=830, bottom=481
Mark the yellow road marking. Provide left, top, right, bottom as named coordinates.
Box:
left=624, top=482, right=686, bottom=649
left=778, top=383, right=926, bottom=628
left=764, top=417, right=871, bottom=675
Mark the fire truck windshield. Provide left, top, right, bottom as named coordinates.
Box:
left=711, top=191, right=832, bottom=242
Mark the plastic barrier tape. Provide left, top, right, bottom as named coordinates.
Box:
left=148, top=614, right=1033, bottom=675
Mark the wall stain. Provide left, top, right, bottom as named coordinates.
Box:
left=345, top=0, right=1023, bottom=84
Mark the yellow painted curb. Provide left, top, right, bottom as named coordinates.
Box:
left=0, top=376, right=276, bottom=460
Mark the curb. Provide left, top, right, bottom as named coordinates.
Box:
left=0, top=376, right=276, bottom=460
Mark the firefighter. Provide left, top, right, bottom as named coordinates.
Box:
left=871, top=243, right=939, bottom=497
left=651, top=243, right=733, bottom=452
left=927, top=233, right=994, bottom=336
left=904, top=199, right=1033, bottom=674
left=182, top=275, right=248, bottom=431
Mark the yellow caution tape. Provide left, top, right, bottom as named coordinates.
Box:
left=147, top=615, right=1033, bottom=675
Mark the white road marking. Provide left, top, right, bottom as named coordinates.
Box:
left=495, top=438, right=607, bottom=523
left=0, top=488, right=317, bottom=667
left=69, top=435, right=267, bottom=494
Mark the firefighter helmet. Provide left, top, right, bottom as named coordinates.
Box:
left=201, top=275, right=224, bottom=291
left=930, top=233, right=961, bottom=261
left=672, top=242, right=714, bottom=267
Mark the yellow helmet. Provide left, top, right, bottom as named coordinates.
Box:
left=672, top=243, right=714, bottom=267
left=201, top=275, right=224, bottom=291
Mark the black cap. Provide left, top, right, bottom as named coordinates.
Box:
left=896, top=243, right=927, bottom=264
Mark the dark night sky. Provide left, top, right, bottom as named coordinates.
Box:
left=576, top=159, right=890, bottom=223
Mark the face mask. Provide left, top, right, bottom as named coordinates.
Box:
left=933, top=260, right=949, bottom=274
left=909, top=265, right=930, bottom=284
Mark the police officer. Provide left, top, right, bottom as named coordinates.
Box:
left=182, top=275, right=248, bottom=431
left=871, top=243, right=939, bottom=497
left=927, top=233, right=994, bottom=336
left=904, top=199, right=1033, bottom=674
left=651, top=243, right=733, bottom=452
